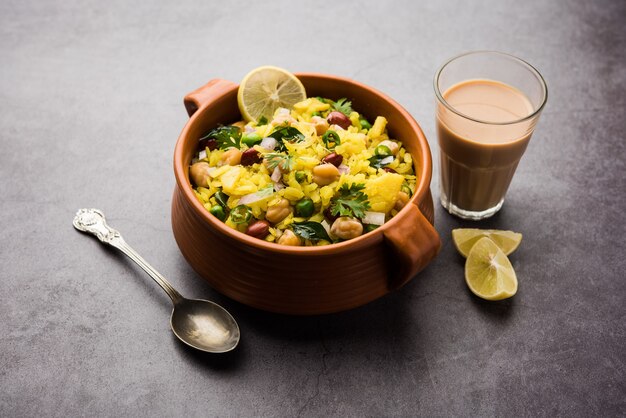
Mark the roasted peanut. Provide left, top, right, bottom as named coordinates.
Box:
left=322, top=152, right=343, bottom=167
left=198, top=137, right=217, bottom=151
left=312, top=163, right=340, bottom=186
left=265, top=198, right=291, bottom=224
left=330, top=217, right=363, bottom=240
left=220, top=148, right=242, bottom=166
left=277, top=229, right=301, bottom=246
left=189, top=162, right=212, bottom=187
left=240, top=148, right=262, bottom=166
left=232, top=121, right=246, bottom=130
left=246, top=220, right=270, bottom=239
left=326, top=111, right=351, bottom=130
left=394, top=191, right=410, bottom=211
left=311, top=116, right=329, bottom=135
left=378, top=139, right=399, bottom=156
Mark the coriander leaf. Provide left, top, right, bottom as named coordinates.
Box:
left=368, top=155, right=394, bottom=169
left=200, top=126, right=241, bottom=150
left=291, top=221, right=331, bottom=242
left=264, top=153, right=295, bottom=172
left=330, top=183, right=371, bottom=219
left=257, top=116, right=268, bottom=126
left=332, top=98, right=353, bottom=116
left=268, top=126, right=305, bottom=151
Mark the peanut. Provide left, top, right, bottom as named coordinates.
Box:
left=330, top=217, right=363, bottom=240
left=311, top=116, right=329, bottom=135
left=220, top=148, right=242, bottom=166
left=312, top=163, right=340, bottom=186
left=240, top=148, right=261, bottom=166
left=322, top=152, right=343, bottom=167
left=394, top=191, right=410, bottom=211
left=326, top=111, right=351, bottom=130
left=277, top=229, right=301, bottom=246
left=265, top=198, right=291, bottom=224
left=189, top=162, right=212, bottom=187
left=245, top=220, right=270, bottom=239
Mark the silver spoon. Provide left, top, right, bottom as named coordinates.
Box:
left=73, top=208, right=240, bottom=353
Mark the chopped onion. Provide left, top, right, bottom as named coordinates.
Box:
left=238, top=187, right=274, bottom=205
left=380, top=156, right=394, bottom=166
left=260, top=137, right=278, bottom=150
left=321, top=219, right=332, bottom=236
left=245, top=125, right=255, bottom=133
left=273, top=182, right=285, bottom=191
left=198, top=149, right=207, bottom=160
left=337, top=164, right=350, bottom=175
left=277, top=108, right=290, bottom=116
left=362, top=211, right=386, bottom=226
left=271, top=167, right=282, bottom=182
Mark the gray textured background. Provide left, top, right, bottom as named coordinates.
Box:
left=1, top=0, right=625, bottom=416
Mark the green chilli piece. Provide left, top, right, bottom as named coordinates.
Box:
left=322, top=130, right=341, bottom=149
left=375, top=144, right=392, bottom=157
left=401, top=182, right=413, bottom=197
left=230, top=205, right=252, bottom=224
left=209, top=205, right=226, bottom=221
left=242, top=132, right=262, bottom=147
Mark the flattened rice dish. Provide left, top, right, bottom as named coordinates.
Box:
left=189, top=97, right=416, bottom=246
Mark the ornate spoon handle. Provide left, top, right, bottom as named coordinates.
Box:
left=73, top=208, right=182, bottom=303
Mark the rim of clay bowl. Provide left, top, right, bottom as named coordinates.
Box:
left=174, top=73, right=433, bottom=256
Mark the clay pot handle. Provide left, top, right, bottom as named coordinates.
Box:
left=184, top=79, right=238, bottom=117
left=383, top=198, right=441, bottom=290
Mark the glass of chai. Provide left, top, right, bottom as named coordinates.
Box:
left=434, top=51, right=548, bottom=220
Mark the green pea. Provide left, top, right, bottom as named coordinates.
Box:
left=359, top=118, right=372, bottom=130
left=295, top=198, right=314, bottom=218
left=375, top=144, right=392, bottom=157
left=209, top=205, right=226, bottom=221
left=364, top=224, right=379, bottom=233
left=242, top=132, right=262, bottom=147
left=214, top=191, right=229, bottom=208
left=295, top=171, right=307, bottom=183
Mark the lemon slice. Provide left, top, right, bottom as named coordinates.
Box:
left=237, top=66, right=306, bottom=122
left=452, top=228, right=522, bottom=258
left=465, top=237, right=517, bottom=301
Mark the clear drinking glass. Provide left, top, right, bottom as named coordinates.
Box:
left=434, top=51, right=548, bottom=220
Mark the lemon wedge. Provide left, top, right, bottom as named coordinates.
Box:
left=465, top=237, right=518, bottom=301
left=237, top=66, right=306, bottom=122
left=452, top=228, right=522, bottom=258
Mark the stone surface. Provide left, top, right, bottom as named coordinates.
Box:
left=1, top=0, right=624, bottom=416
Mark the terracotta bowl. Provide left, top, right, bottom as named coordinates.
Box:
left=172, top=73, right=441, bottom=315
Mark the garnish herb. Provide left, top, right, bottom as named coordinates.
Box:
left=268, top=126, right=305, bottom=151
left=332, top=98, right=353, bottom=116
left=257, top=116, right=268, bottom=126
left=322, top=130, right=341, bottom=149
left=368, top=155, right=392, bottom=169
left=230, top=205, right=252, bottom=224
left=330, top=183, right=371, bottom=219
left=200, top=126, right=241, bottom=150
left=291, top=221, right=332, bottom=242
left=264, top=153, right=295, bottom=172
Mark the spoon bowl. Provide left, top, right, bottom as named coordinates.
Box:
left=73, top=208, right=240, bottom=354
left=171, top=298, right=240, bottom=353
